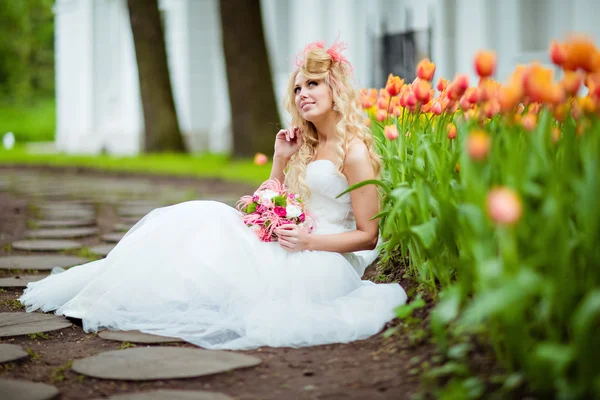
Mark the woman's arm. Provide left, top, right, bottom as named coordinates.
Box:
left=276, top=140, right=380, bottom=253
left=269, top=156, right=289, bottom=183
left=269, top=127, right=302, bottom=183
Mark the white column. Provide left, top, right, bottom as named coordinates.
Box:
left=55, top=0, right=96, bottom=153
left=494, top=0, right=520, bottom=82
left=455, top=0, right=490, bottom=85
left=432, top=0, right=454, bottom=82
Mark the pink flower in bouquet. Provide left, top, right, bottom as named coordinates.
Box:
left=236, top=179, right=315, bottom=243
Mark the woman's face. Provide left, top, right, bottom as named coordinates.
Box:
left=294, top=72, right=334, bottom=122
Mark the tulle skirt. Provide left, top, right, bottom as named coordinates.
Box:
left=20, top=201, right=407, bottom=350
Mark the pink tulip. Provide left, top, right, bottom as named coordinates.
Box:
left=487, top=187, right=523, bottom=225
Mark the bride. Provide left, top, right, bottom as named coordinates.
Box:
left=19, top=41, right=407, bottom=350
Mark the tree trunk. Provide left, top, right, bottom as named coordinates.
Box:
left=219, top=0, right=281, bottom=158
left=127, top=0, right=186, bottom=153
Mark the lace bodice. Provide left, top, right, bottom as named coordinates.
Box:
left=305, top=159, right=356, bottom=235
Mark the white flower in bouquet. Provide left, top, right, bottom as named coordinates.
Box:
left=286, top=204, right=302, bottom=219
left=260, top=189, right=278, bottom=201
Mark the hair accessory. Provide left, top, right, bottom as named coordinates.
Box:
left=295, top=36, right=353, bottom=70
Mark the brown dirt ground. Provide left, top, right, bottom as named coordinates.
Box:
left=0, top=167, right=438, bottom=400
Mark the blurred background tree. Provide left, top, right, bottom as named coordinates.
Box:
left=0, top=0, right=54, bottom=105
left=127, top=0, right=187, bottom=153
left=219, top=0, right=281, bottom=158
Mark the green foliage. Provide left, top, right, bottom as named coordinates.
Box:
left=0, top=149, right=271, bottom=185
left=0, top=98, right=55, bottom=142
left=359, top=104, right=600, bottom=398
left=0, top=0, right=55, bottom=104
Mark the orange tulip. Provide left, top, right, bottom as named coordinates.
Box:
left=521, top=112, right=537, bottom=131
left=474, top=50, right=497, bottom=78
left=416, top=58, right=436, bottom=81
left=561, top=35, right=600, bottom=73
left=561, top=70, right=583, bottom=96
left=364, top=118, right=371, bottom=128
left=414, top=79, right=432, bottom=103
left=447, top=123, right=457, bottom=139
left=486, top=187, right=523, bottom=225
left=467, top=130, right=491, bottom=161
left=376, top=109, right=387, bottom=122
left=254, top=153, right=268, bottom=165
left=385, top=74, right=404, bottom=97
left=497, top=85, right=522, bottom=113
left=551, top=126, right=561, bottom=143
left=483, top=99, right=501, bottom=119
left=437, top=77, right=449, bottom=92
left=549, top=40, right=567, bottom=67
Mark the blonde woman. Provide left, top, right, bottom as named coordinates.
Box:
left=20, top=41, right=407, bottom=350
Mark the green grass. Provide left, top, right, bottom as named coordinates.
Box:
left=0, top=98, right=56, bottom=142
left=0, top=147, right=271, bottom=185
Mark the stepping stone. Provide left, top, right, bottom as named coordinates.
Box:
left=72, top=347, right=261, bottom=381
left=0, top=313, right=72, bottom=337
left=25, top=227, right=99, bottom=239
left=0, top=344, right=28, bottom=363
left=101, top=232, right=125, bottom=243
left=37, top=203, right=94, bottom=212
left=89, top=244, right=115, bottom=257
left=11, top=240, right=82, bottom=252
left=0, top=378, right=59, bottom=400
left=99, top=330, right=183, bottom=344
left=39, top=209, right=95, bottom=219
left=100, top=390, right=233, bottom=400
left=0, top=255, right=89, bottom=270
left=35, top=219, right=96, bottom=228
left=0, top=275, right=48, bottom=288
left=114, top=223, right=135, bottom=232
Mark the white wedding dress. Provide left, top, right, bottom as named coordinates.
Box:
left=20, top=160, right=407, bottom=350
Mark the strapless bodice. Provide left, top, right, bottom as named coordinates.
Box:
left=305, top=159, right=356, bottom=235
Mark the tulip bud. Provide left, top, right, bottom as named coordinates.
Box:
left=561, top=71, right=583, bottom=96
left=254, top=153, right=268, bottom=165
left=474, top=50, right=497, bottom=78
left=487, top=187, right=523, bottom=225
left=376, top=109, right=387, bottom=122
left=386, top=74, right=404, bottom=97
left=447, top=123, right=457, bottom=139
left=521, top=112, right=537, bottom=131
left=384, top=124, right=399, bottom=141
left=437, top=77, right=449, bottom=92
left=467, top=130, right=491, bottom=161
left=431, top=101, right=442, bottom=115
left=416, top=58, right=436, bottom=81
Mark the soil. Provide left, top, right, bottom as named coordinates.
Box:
left=0, top=166, right=438, bottom=400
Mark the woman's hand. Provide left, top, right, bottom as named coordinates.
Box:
left=274, top=127, right=302, bottom=160
left=274, top=224, right=311, bottom=252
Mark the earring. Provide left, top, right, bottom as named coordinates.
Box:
left=333, top=103, right=338, bottom=111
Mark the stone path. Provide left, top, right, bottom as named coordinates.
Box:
left=98, top=330, right=183, bottom=344
left=0, top=168, right=424, bottom=400
left=72, top=347, right=261, bottom=380
left=0, top=169, right=262, bottom=399
left=0, top=313, right=72, bottom=337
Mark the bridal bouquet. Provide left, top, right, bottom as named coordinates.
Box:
left=236, top=179, right=314, bottom=242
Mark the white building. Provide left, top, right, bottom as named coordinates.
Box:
left=53, top=0, right=600, bottom=155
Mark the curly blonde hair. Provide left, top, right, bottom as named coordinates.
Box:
left=283, top=46, right=381, bottom=199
